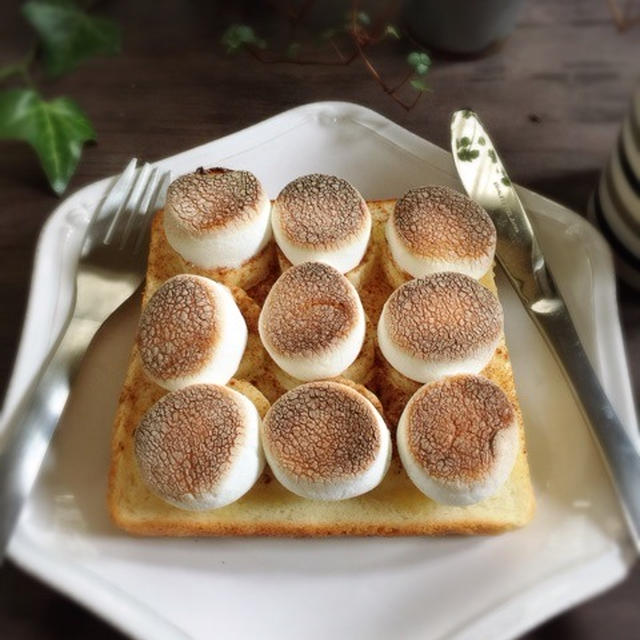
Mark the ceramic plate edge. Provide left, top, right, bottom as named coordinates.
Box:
left=4, top=101, right=638, bottom=640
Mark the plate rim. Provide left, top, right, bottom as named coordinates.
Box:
left=5, top=100, right=638, bottom=640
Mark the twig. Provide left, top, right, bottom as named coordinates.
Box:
left=607, top=0, right=640, bottom=30
left=348, top=0, right=423, bottom=111
left=231, top=0, right=426, bottom=111
left=368, top=0, right=402, bottom=43
left=388, top=68, right=413, bottom=93
left=608, top=0, right=626, bottom=29
left=327, top=36, right=359, bottom=64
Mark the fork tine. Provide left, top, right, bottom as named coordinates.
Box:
left=135, top=167, right=160, bottom=222
left=99, top=159, right=139, bottom=242
left=94, top=158, right=138, bottom=225
left=119, top=163, right=154, bottom=249
left=104, top=160, right=149, bottom=246
left=133, top=171, right=171, bottom=254
left=122, top=166, right=159, bottom=251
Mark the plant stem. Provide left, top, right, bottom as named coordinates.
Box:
left=368, top=0, right=402, bottom=43
left=0, top=44, right=37, bottom=86
left=327, top=37, right=357, bottom=64
left=232, top=0, right=427, bottom=111
left=388, top=69, right=413, bottom=93
left=349, top=0, right=423, bottom=111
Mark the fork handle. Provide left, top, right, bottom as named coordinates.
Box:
left=0, top=318, right=78, bottom=558
left=531, top=299, right=640, bottom=554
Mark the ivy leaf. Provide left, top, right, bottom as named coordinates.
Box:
left=407, top=51, right=431, bottom=76
left=384, top=24, right=400, bottom=39
left=410, top=77, right=429, bottom=92
left=22, top=0, right=121, bottom=77
left=221, top=24, right=266, bottom=54
left=0, top=88, right=96, bottom=194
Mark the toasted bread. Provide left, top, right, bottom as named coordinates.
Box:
left=108, top=200, right=535, bottom=535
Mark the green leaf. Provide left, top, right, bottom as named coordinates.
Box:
left=22, top=0, right=121, bottom=77
left=478, top=136, right=486, bottom=145
left=407, top=51, right=431, bottom=76
left=221, top=24, right=266, bottom=54
left=501, top=176, right=511, bottom=186
left=487, top=149, right=497, bottom=163
left=384, top=24, right=400, bottom=39
left=410, top=77, right=429, bottom=92
left=0, top=88, right=96, bottom=194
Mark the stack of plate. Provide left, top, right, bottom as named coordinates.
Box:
left=589, top=85, right=640, bottom=289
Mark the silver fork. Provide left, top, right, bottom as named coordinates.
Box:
left=0, top=159, right=171, bottom=555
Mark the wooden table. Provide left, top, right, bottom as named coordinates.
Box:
left=1, top=0, right=638, bottom=637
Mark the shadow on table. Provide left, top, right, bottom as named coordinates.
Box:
left=525, top=169, right=600, bottom=217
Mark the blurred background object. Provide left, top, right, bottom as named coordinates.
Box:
left=589, top=85, right=640, bottom=289
left=403, top=0, right=526, bottom=55
left=607, top=0, right=640, bottom=30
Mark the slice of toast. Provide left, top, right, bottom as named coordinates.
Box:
left=108, top=200, right=535, bottom=535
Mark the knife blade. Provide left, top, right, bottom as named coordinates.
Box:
left=451, top=109, right=640, bottom=553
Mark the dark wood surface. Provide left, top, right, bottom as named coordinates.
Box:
left=1, top=1, right=639, bottom=638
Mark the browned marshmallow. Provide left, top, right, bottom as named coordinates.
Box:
left=397, top=375, right=518, bottom=505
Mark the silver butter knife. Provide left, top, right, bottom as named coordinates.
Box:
left=450, top=109, right=640, bottom=553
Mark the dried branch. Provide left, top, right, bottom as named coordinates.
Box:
left=348, top=0, right=425, bottom=111
left=221, top=0, right=429, bottom=111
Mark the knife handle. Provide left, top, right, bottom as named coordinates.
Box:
left=531, top=300, right=640, bottom=553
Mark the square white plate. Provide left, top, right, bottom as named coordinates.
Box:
left=4, top=102, right=639, bottom=640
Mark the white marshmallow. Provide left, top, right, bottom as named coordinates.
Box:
left=164, top=169, right=272, bottom=269
left=259, top=262, right=366, bottom=381
left=387, top=185, right=496, bottom=279
left=137, top=275, right=247, bottom=391
left=377, top=272, right=503, bottom=384
left=397, top=376, right=519, bottom=505
left=135, top=384, right=264, bottom=510
left=261, top=381, right=391, bottom=501
left=271, top=174, right=371, bottom=273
